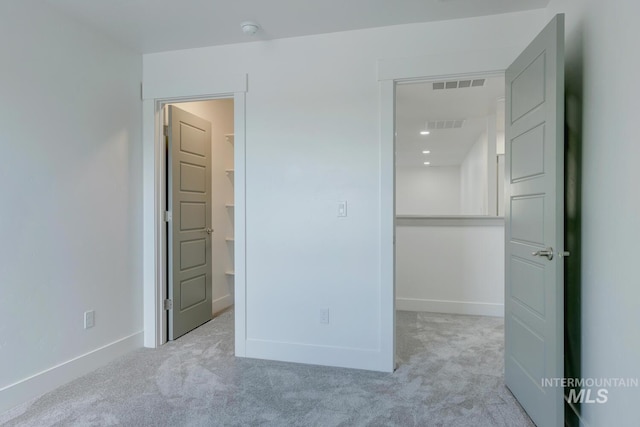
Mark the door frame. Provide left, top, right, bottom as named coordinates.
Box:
left=377, top=47, right=522, bottom=369
left=142, top=75, right=247, bottom=354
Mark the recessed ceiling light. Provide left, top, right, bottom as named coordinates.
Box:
left=424, top=162, right=431, bottom=165
left=420, top=131, right=430, bottom=135
left=422, top=150, right=431, bottom=154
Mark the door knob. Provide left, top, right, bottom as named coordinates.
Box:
left=204, top=227, right=214, bottom=235
left=532, top=247, right=553, bottom=260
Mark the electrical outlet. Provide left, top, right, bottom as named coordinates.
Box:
left=319, top=308, right=329, bottom=324
left=84, top=310, right=95, bottom=329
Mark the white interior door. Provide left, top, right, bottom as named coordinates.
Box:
left=505, top=15, right=565, bottom=427
left=167, top=105, right=213, bottom=340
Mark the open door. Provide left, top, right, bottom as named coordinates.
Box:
left=505, top=15, right=565, bottom=427
left=167, top=105, right=213, bottom=340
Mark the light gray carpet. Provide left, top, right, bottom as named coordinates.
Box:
left=1, top=309, right=534, bottom=426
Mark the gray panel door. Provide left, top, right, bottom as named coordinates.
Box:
left=505, top=15, right=565, bottom=427
left=168, top=105, right=213, bottom=340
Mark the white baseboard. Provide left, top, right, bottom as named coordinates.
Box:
left=212, top=294, right=233, bottom=315
left=245, top=339, right=393, bottom=373
left=396, top=297, right=504, bottom=317
left=0, top=331, right=143, bottom=414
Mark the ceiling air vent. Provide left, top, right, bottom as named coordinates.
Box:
left=426, top=119, right=465, bottom=130
left=432, top=79, right=485, bottom=90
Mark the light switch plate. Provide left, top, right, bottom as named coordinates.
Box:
left=338, top=201, right=347, bottom=217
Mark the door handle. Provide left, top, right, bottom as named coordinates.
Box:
left=204, top=227, right=214, bottom=235
left=532, top=247, right=554, bottom=260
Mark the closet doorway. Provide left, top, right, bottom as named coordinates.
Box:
left=165, top=99, right=236, bottom=340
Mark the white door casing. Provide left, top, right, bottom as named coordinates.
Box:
left=142, top=71, right=246, bottom=352
left=504, top=14, right=565, bottom=427
left=167, top=105, right=214, bottom=340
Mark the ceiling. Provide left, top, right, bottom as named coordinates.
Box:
left=46, top=0, right=549, bottom=53
left=396, top=75, right=505, bottom=168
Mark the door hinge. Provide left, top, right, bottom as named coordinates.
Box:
left=163, top=125, right=169, bottom=136
left=164, top=211, right=172, bottom=222
left=164, top=299, right=173, bottom=310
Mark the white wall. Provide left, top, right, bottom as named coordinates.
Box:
left=544, top=0, right=640, bottom=424
left=143, top=9, right=548, bottom=371
left=396, top=220, right=504, bottom=316
left=460, top=128, right=489, bottom=215
left=486, top=114, right=498, bottom=216
left=0, top=1, right=142, bottom=411
left=497, top=155, right=505, bottom=216
left=396, top=166, right=461, bottom=215
left=172, top=100, right=235, bottom=314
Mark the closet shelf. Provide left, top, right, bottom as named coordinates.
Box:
left=223, top=135, right=235, bottom=283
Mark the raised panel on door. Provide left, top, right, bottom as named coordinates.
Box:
left=511, top=124, right=546, bottom=181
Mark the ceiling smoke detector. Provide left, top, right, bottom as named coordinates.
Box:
left=241, top=21, right=260, bottom=36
